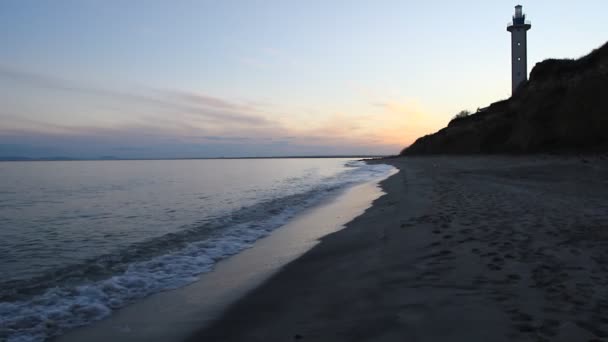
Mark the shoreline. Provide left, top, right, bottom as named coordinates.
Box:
left=55, top=176, right=394, bottom=342
left=189, top=155, right=608, bottom=341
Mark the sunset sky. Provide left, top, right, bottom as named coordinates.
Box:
left=1, top=0, right=607, bottom=158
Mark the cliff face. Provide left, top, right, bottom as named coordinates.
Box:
left=402, top=41, right=608, bottom=155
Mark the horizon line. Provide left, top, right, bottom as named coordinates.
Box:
left=0, top=155, right=388, bottom=162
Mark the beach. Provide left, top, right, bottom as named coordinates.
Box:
left=189, top=156, right=608, bottom=341
left=3, top=2, right=607, bottom=342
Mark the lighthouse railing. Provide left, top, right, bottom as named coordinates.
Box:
left=507, top=20, right=531, bottom=29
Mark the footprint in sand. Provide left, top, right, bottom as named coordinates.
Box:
left=507, top=274, right=521, bottom=281
left=487, top=263, right=502, bottom=271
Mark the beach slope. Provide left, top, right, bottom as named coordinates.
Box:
left=189, top=156, right=608, bottom=342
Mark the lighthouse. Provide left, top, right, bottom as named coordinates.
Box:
left=507, top=5, right=531, bottom=94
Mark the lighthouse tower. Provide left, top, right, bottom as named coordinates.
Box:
left=507, top=5, right=531, bottom=94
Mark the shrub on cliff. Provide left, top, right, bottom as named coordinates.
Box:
left=453, top=110, right=471, bottom=120
left=449, top=110, right=472, bottom=124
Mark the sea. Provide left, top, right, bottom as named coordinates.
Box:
left=0, top=158, right=394, bottom=342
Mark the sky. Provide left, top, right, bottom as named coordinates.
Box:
left=1, top=0, right=607, bottom=158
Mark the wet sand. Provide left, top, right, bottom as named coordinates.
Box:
left=189, top=155, right=608, bottom=342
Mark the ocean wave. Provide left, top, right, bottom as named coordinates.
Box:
left=0, top=161, right=394, bottom=342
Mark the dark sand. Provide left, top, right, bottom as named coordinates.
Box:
left=189, top=156, right=608, bottom=342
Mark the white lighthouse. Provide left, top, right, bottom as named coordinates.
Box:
left=507, top=5, right=531, bottom=94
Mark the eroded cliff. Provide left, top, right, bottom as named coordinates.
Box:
left=402, top=41, right=608, bottom=155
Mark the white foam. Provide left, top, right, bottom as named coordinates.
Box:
left=0, top=162, right=395, bottom=342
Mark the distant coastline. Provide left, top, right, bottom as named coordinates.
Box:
left=0, top=155, right=387, bottom=162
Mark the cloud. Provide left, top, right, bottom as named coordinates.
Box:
left=371, top=102, right=389, bottom=108
left=156, top=89, right=270, bottom=125
left=166, top=90, right=253, bottom=112
left=0, top=65, right=413, bottom=157
left=0, top=65, right=271, bottom=126
left=200, top=136, right=253, bottom=142
left=0, top=66, right=84, bottom=93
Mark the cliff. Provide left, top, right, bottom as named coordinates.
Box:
left=402, top=41, right=608, bottom=155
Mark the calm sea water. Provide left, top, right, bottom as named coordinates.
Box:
left=0, top=158, right=393, bottom=342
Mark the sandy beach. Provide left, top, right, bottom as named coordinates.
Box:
left=189, top=156, right=608, bottom=342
